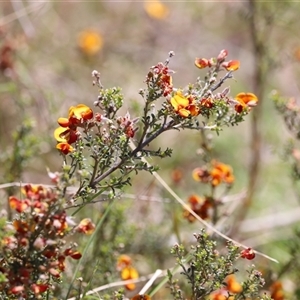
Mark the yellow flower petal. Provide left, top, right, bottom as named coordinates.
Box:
left=235, top=92, right=258, bottom=105
left=224, top=60, right=240, bottom=71
left=178, top=108, right=190, bottom=118
left=174, top=93, right=189, bottom=107
left=121, top=266, right=139, bottom=280
left=56, top=142, right=74, bottom=155
left=226, top=274, right=243, bottom=293
left=54, top=127, right=68, bottom=143
left=170, top=97, right=179, bottom=111
left=57, top=117, right=70, bottom=127
left=69, top=104, right=93, bottom=120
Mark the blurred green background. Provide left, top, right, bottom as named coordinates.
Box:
left=1, top=1, right=300, bottom=298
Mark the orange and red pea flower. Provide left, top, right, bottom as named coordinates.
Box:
left=170, top=90, right=199, bottom=118
left=56, top=142, right=74, bottom=155
left=121, top=266, right=139, bottom=290
left=234, top=92, right=258, bottom=113
left=193, top=161, right=234, bottom=186
left=270, top=281, right=284, bottom=300
left=77, top=29, right=103, bottom=56
left=31, top=284, right=48, bottom=295
left=54, top=104, right=93, bottom=154
left=226, top=274, right=243, bottom=293
left=183, top=194, right=212, bottom=222
left=195, top=58, right=209, bottom=69
left=222, top=60, right=240, bottom=71
left=76, top=218, right=95, bottom=235
left=117, top=255, right=139, bottom=290
left=9, top=196, right=29, bottom=213
left=68, top=104, right=93, bottom=124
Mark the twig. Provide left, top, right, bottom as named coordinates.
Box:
left=10, top=0, right=36, bottom=38
left=66, top=269, right=167, bottom=300
left=0, top=2, right=46, bottom=27
left=129, top=139, right=278, bottom=263
left=209, top=71, right=233, bottom=93
left=138, top=269, right=163, bottom=295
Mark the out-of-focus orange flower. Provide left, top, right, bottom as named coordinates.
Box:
left=193, top=161, right=234, bottom=187
left=64, top=248, right=82, bottom=260
left=144, top=0, right=169, bottom=20
left=78, top=29, right=103, bottom=55
left=171, top=168, right=183, bottom=184
left=270, top=281, right=284, bottom=300
left=117, top=254, right=132, bottom=270
left=234, top=92, right=258, bottom=113
left=170, top=90, right=199, bottom=117
left=226, top=275, right=243, bottom=293
left=210, top=291, right=226, bottom=300
left=222, top=60, right=240, bottom=71
left=183, top=194, right=212, bottom=222
left=121, top=266, right=139, bottom=290
left=31, top=284, right=48, bottom=295
left=22, top=184, right=46, bottom=198
left=76, top=218, right=95, bottom=235
left=9, top=196, right=29, bottom=213
left=210, top=160, right=234, bottom=186
left=195, top=58, right=209, bottom=69
left=117, top=255, right=139, bottom=290
left=294, top=47, right=300, bottom=61
left=192, top=167, right=211, bottom=183
left=56, top=142, right=74, bottom=155
left=13, top=220, right=34, bottom=234
left=200, top=98, right=214, bottom=108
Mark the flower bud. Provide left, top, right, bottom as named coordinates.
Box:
left=217, top=49, right=228, bottom=62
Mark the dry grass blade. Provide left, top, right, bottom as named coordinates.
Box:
left=129, top=140, right=278, bottom=263
left=0, top=2, right=47, bottom=27
left=66, top=269, right=167, bottom=300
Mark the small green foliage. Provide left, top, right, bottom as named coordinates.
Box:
left=168, top=230, right=271, bottom=300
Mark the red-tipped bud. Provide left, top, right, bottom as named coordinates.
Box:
left=240, top=248, right=255, bottom=260
left=217, top=49, right=228, bottom=61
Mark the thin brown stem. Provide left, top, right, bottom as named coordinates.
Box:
left=230, top=0, right=269, bottom=237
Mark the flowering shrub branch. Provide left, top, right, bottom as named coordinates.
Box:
left=167, top=230, right=271, bottom=300
left=0, top=49, right=271, bottom=299
left=53, top=50, right=257, bottom=209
